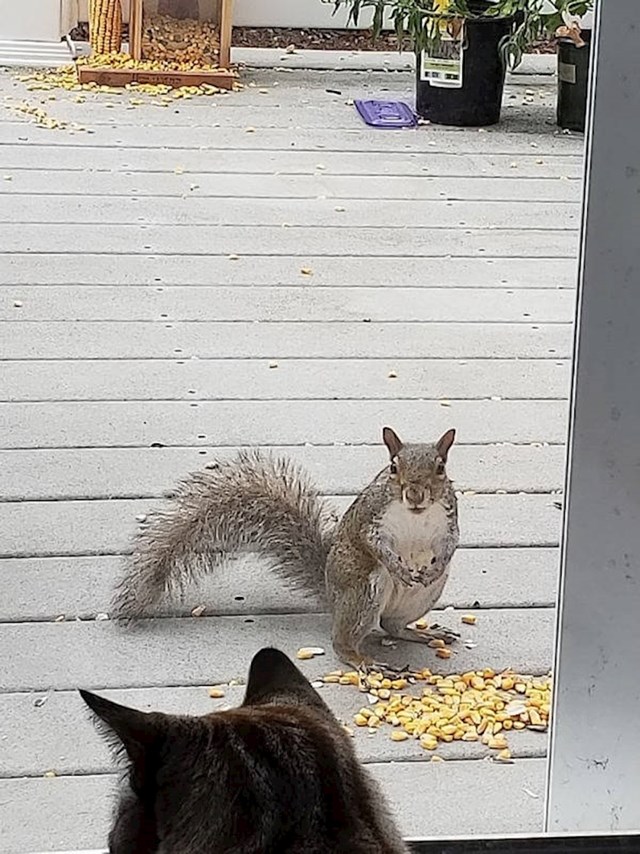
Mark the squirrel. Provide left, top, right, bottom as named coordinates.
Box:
left=113, top=426, right=460, bottom=669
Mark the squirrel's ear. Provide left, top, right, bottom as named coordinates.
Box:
left=243, top=648, right=331, bottom=714
left=382, top=427, right=403, bottom=459
left=436, top=428, right=456, bottom=461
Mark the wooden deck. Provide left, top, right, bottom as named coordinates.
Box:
left=0, top=63, right=582, bottom=851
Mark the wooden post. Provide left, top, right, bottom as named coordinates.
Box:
left=218, top=0, right=233, bottom=69
left=129, top=0, right=142, bottom=59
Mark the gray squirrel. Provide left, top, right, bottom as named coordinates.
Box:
left=113, top=427, right=460, bottom=668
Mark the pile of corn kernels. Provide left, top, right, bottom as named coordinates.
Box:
left=325, top=667, right=552, bottom=762
left=142, top=15, right=221, bottom=69
left=15, top=59, right=237, bottom=101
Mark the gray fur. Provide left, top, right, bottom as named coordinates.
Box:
left=113, top=431, right=459, bottom=669
left=112, top=450, right=333, bottom=619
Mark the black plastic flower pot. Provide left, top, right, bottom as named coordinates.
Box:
left=415, top=13, right=513, bottom=127
left=557, top=31, right=592, bottom=132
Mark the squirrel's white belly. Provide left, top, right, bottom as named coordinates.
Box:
left=380, top=499, right=449, bottom=569
left=377, top=500, right=451, bottom=627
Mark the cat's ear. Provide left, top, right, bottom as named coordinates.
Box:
left=243, top=648, right=330, bottom=713
left=79, top=689, right=164, bottom=770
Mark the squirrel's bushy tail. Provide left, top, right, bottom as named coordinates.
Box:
left=112, top=451, right=334, bottom=621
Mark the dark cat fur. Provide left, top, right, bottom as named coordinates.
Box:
left=81, top=647, right=409, bottom=854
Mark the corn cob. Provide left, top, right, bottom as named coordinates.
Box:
left=89, top=0, right=123, bottom=55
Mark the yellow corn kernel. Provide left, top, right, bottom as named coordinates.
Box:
left=390, top=730, right=409, bottom=742
left=436, top=648, right=452, bottom=659
left=495, top=748, right=513, bottom=762
left=487, top=734, right=508, bottom=750
left=529, top=709, right=543, bottom=727
left=470, top=676, right=485, bottom=690
left=353, top=714, right=368, bottom=727
left=428, top=639, right=446, bottom=649
left=420, top=734, right=439, bottom=751
left=461, top=614, right=477, bottom=625
left=207, top=687, right=225, bottom=698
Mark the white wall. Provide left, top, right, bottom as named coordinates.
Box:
left=77, top=0, right=375, bottom=28
left=0, top=0, right=77, bottom=40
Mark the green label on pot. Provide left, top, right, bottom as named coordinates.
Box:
left=420, top=20, right=465, bottom=89
left=559, top=61, right=577, bottom=84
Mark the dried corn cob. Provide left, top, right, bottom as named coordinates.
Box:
left=89, top=0, right=123, bottom=55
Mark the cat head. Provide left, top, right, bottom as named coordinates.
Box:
left=80, top=648, right=371, bottom=854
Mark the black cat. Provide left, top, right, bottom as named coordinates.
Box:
left=81, top=647, right=409, bottom=853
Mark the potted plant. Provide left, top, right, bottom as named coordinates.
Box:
left=327, top=0, right=552, bottom=127
left=539, top=0, right=593, bottom=132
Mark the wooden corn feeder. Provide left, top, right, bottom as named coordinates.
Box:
left=79, top=0, right=235, bottom=89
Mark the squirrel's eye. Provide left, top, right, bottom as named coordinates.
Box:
left=389, top=461, right=398, bottom=475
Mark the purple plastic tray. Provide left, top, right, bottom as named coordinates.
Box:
left=354, top=99, right=417, bottom=128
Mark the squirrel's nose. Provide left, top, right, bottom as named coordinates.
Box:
left=404, top=485, right=425, bottom=507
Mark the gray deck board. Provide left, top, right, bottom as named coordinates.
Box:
left=0, top=760, right=547, bottom=852
left=0, top=62, right=580, bottom=849
left=1, top=683, right=550, bottom=778
left=0, top=285, right=575, bottom=321
left=0, top=321, right=571, bottom=359
left=2, top=254, right=578, bottom=287
left=3, top=196, right=580, bottom=230
left=0, top=494, right=562, bottom=557
left=0, top=170, right=583, bottom=201
left=0, top=444, right=566, bottom=499
left=0, top=548, right=559, bottom=622
left=0, top=608, right=554, bottom=692
left=1, top=400, right=569, bottom=447
left=2, top=359, right=570, bottom=402
left=1, top=223, right=579, bottom=257
left=0, top=145, right=582, bottom=177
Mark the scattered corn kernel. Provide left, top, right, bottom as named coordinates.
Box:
left=390, top=730, right=409, bottom=742
left=420, top=734, right=439, bottom=751
left=207, top=687, right=225, bottom=699
left=496, top=749, right=513, bottom=762
left=321, top=666, right=551, bottom=754
left=428, top=638, right=446, bottom=649
left=296, top=646, right=325, bottom=660
left=436, top=648, right=453, bottom=659
left=461, top=615, right=477, bottom=625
